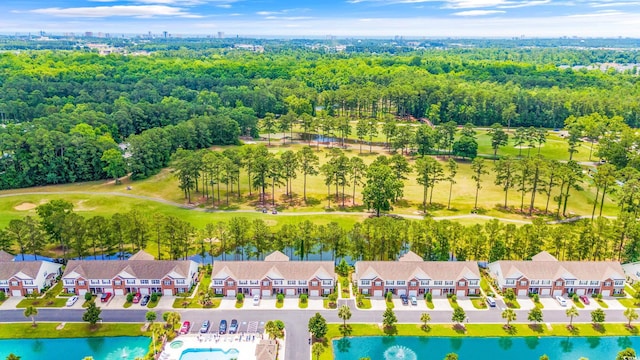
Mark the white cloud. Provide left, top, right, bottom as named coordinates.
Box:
left=29, top=5, right=199, bottom=18
left=453, top=9, right=506, bottom=14
left=590, top=1, right=640, bottom=7
left=567, top=9, right=626, bottom=17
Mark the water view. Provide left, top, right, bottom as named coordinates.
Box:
left=0, top=336, right=150, bottom=360
left=333, top=336, right=640, bottom=360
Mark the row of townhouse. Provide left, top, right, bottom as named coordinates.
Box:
left=210, top=251, right=336, bottom=297
left=488, top=251, right=626, bottom=297
left=0, top=250, right=62, bottom=296
left=61, top=251, right=199, bottom=296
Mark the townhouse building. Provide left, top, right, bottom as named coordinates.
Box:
left=0, top=257, right=62, bottom=296
left=210, top=251, right=336, bottom=297
left=354, top=251, right=481, bottom=297
left=61, top=251, right=198, bottom=296
left=488, top=251, right=625, bottom=297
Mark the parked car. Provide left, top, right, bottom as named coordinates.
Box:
left=400, top=294, right=408, bottom=305
left=132, top=293, right=141, bottom=304
left=486, top=296, right=496, bottom=307
left=229, top=319, right=238, bottom=334
left=200, top=320, right=210, bottom=333
left=556, top=295, right=567, bottom=307
left=219, top=320, right=227, bottom=334
left=179, top=321, right=191, bottom=335
left=252, top=294, right=260, bottom=306
left=66, top=296, right=79, bottom=307
left=410, top=295, right=418, bottom=306
left=140, top=294, right=150, bottom=306
left=100, top=292, right=112, bottom=303
left=579, top=295, right=590, bottom=305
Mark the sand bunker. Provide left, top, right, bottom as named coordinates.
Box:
left=14, top=202, right=37, bottom=211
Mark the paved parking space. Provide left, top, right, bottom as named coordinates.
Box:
left=219, top=298, right=237, bottom=310
left=539, top=297, right=565, bottom=310
left=431, top=298, right=452, bottom=311
left=369, top=299, right=388, bottom=310
left=601, top=298, right=626, bottom=310
left=155, top=295, right=174, bottom=310
left=516, top=298, right=535, bottom=311
left=457, top=299, right=477, bottom=311
left=100, top=295, right=125, bottom=309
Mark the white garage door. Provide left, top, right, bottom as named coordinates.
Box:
left=602, top=290, right=611, bottom=297
left=408, top=290, right=417, bottom=297
left=163, top=289, right=173, bottom=296
left=456, top=290, right=466, bottom=297
left=227, top=290, right=236, bottom=297
left=552, top=290, right=562, bottom=297
left=115, top=289, right=124, bottom=296
left=397, top=289, right=406, bottom=296
left=517, top=289, right=528, bottom=297
left=262, top=290, right=271, bottom=297
left=11, top=290, right=21, bottom=296
left=432, top=289, right=441, bottom=296
left=373, top=290, right=383, bottom=297
left=79, top=289, right=87, bottom=296
left=541, top=288, right=551, bottom=296
left=310, top=290, right=319, bottom=297
left=251, top=288, right=260, bottom=296
left=286, top=288, right=296, bottom=296
left=576, top=289, right=586, bottom=295
left=140, top=288, right=150, bottom=295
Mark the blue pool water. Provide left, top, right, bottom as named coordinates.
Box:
left=333, top=336, right=640, bottom=360
left=179, top=347, right=240, bottom=360
left=0, top=336, right=150, bottom=360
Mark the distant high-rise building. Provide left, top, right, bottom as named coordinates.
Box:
left=218, top=31, right=225, bottom=39
left=85, top=31, right=93, bottom=37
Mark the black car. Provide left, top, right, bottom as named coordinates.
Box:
left=229, top=319, right=238, bottom=334
left=400, top=294, right=409, bottom=305
left=219, top=319, right=227, bottom=334
left=140, top=295, right=150, bottom=306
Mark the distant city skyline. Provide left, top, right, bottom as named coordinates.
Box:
left=2, top=0, right=640, bottom=38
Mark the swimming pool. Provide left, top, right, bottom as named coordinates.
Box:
left=179, top=347, right=240, bottom=360
left=333, top=336, right=640, bottom=360
left=0, top=336, right=150, bottom=360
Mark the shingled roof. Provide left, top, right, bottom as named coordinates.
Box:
left=62, top=260, right=194, bottom=280
left=211, top=252, right=335, bottom=281
left=254, top=339, right=277, bottom=360
left=355, top=259, right=480, bottom=282
left=0, top=261, right=48, bottom=280
left=128, top=250, right=154, bottom=261
left=0, top=250, right=15, bottom=262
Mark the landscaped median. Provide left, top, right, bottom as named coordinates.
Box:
left=317, top=322, right=640, bottom=360
left=0, top=322, right=149, bottom=339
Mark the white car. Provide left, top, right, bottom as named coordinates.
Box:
left=66, top=296, right=79, bottom=307
left=556, top=295, right=567, bottom=307
left=252, top=294, right=260, bottom=306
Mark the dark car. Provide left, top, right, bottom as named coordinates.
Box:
left=219, top=320, right=227, bottom=334
left=100, top=292, right=112, bottom=303
left=229, top=319, right=238, bottom=334
left=140, top=294, right=150, bottom=306
left=579, top=295, right=590, bottom=305
left=400, top=294, right=409, bottom=305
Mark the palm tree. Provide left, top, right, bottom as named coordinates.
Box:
left=420, top=312, right=431, bottom=330
left=24, top=306, right=38, bottom=327
left=566, top=305, right=579, bottom=328
left=501, top=308, right=516, bottom=329
left=6, top=354, right=21, bottom=360
left=338, top=305, right=352, bottom=333
left=624, top=308, right=638, bottom=328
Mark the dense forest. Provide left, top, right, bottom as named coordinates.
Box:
left=1, top=45, right=640, bottom=190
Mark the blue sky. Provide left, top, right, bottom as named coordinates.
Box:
left=3, top=0, right=640, bottom=37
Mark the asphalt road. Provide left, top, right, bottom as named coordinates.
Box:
left=0, top=306, right=632, bottom=360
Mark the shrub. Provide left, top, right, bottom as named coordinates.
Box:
left=451, top=295, right=457, bottom=303
left=328, top=293, right=338, bottom=302
left=236, top=293, right=244, bottom=302
left=150, top=293, right=158, bottom=302
left=597, top=293, right=603, bottom=300
left=84, top=292, right=93, bottom=301
left=572, top=293, right=579, bottom=302
left=0, top=291, right=6, bottom=301
left=341, top=278, right=349, bottom=288
left=126, top=292, right=134, bottom=303
left=300, top=294, right=308, bottom=303
left=386, top=291, right=393, bottom=302
left=276, top=293, right=284, bottom=302
left=533, top=294, right=540, bottom=303
left=425, top=292, right=433, bottom=302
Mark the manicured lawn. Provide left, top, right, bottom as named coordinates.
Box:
left=147, top=298, right=159, bottom=309
left=618, top=298, right=640, bottom=308
left=323, top=299, right=337, bottom=309
left=318, top=322, right=640, bottom=360
left=625, top=284, right=637, bottom=296
left=596, top=299, right=609, bottom=308
left=0, top=323, right=149, bottom=339
left=82, top=296, right=96, bottom=308
left=338, top=276, right=351, bottom=299
left=16, top=297, right=68, bottom=308
left=235, top=300, right=244, bottom=309
left=356, top=297, right=371, bottom=309
left=480, top=278, right=493, bottom=295
left=123, top=301, right=132, bottom=309
left=471, top=297, right=487, bottom=310
left=447, top=297, right=459, bottom=309
left=572, top=299, right=585, bottom=309
left=535, top=301, right=544, bottom=309
left=505, top=299, right=521, bottom=309
left=276, top=300, right=284, bottom=309
left=386, top=299, right=394, bottom=309
left=299, top=299, right=309, bottom=309
left=172, top=296, right=220, bottom=309
left=426, top=300, right=434, bottom=309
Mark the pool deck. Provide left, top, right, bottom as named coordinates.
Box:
left=159, top=333, right=265, bottom=360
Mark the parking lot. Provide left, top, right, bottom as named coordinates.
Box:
left=185, top=317, right=266, bottom=336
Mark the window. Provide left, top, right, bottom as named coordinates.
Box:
left=0, top=280, right=7, bottom=285
left=519, top=281, right=527, bottom=286
left=531, top=280, right=540, bottom=285
left=311, top=281, right=318, bottom=286
left=444, top=281, right=454, bottom=286
left=542, top=280, right=551, bottom=285
left=176, top=279, right=185, bottom=285
left=262, top=281, right=270, bottom=286
left=214, top=288, right=223, bottom=295
left=250, top=280, right=259, bottom=285
left=163, top=280, right=172, bottom=286
left=227, top=281, right=234, bottom=286
left=555, top=281, right=562, bottom=286
left=565, top=280, right=575, bottom=285
left=273, top=280, right=283, bottom=285
left=140, top=280, right=150, bottom=285
left=213, top=280, right=223, bottom=286
left=101, top=280, right=111, bottom=285
left=578, top=280, right=587, bottom=285
left=238, top=280, right=248, bottom=285
left=322, top=280, right=332, bottom=286
left=78, top=281, right=85, bottom=286
left=375, top=281, right=382, bottom=286
left=298, top=281, right=307, bottom=286
left=420, top=280, right=430, bottom=286
left=64, top=280, right=74, bottom=285
left=506, top=280, right=515, bottom=285
left=590, top=281, right=600, bottom=286
left=287, top=280, right=296, bottom=285
left=323, top=288, right=331, bottom=294
left=23, top=280, right=33, bottom=285
left=362, top=289, right=369, bottom=295
left=615, top=280, right=624, bottom=286
left=434, top=281, right=443, bottom=286
left=126, top=279, right=135, bottom=285
left=410, top=281, right=417, bottom=286
left=385, top=281, right=394, bottom=285
left=152, top=280, right=160, bottom=285
left=114, top=281, right=122, bottom=286
left=604, top=281, right=611, bottom=286
left=458, top=281, right=465, bottom=286
left=396, top=281, right=406, bottom=286
left=469, top=280, right=479, bottom=286
left=361, top=280, right=370, bottom=286
left=90, top=280, right=100, bottom=285
left=10, top=281, right=18, bottom=286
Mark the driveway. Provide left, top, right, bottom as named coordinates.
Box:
left=0, top=296, right=23, bottom=309
left=431, top=298, right=452, bottom=311
left=101, top=295, right=126, bottom=309
left=539, top=297, right=565, bottom=310
left=457, top=299, right=479, bottom=311
left=516, top=298, right=535, bottom=311
left=601, top=298, right=626, bottom=310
